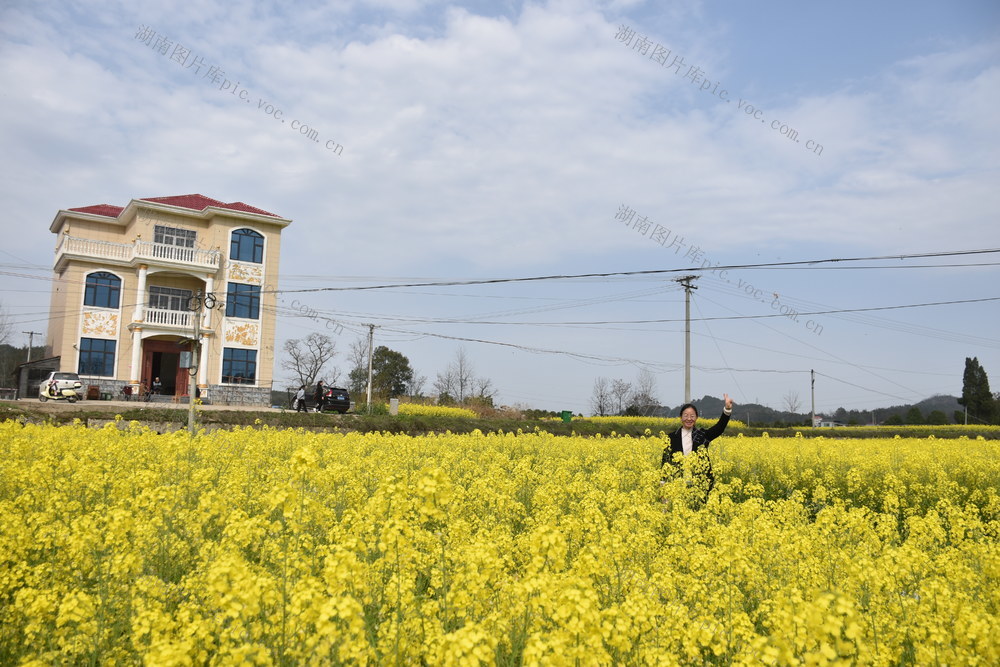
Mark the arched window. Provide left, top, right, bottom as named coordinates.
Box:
left=230, top=228, right=264, bottom=263
left=83, top=271, right=121, bottom=309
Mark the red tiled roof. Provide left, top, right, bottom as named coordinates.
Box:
left=67, top=204, right=125, bottom=217
left=67, top=195, right=280, bottom=219
left=139, top=194, right=279, bottom=217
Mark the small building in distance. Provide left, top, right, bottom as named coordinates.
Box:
left=46, top=194, right=291, bottom=405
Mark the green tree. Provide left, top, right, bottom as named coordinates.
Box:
left=904, top=407, right=924, bottom=425
left=958, top=357, right=994, bottom=424
left=926, top=410, right=948, bottom=425
left=371, top=346, right=414, bottom=399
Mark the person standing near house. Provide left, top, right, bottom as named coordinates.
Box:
left=661, top=393, right=734, bottom=501
left=313, top=380, right=325, bottom=413
left=294, top=384, right=306, bottom=412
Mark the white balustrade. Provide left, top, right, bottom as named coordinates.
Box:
left=133, top=241, right=220, bottom=268
left=144, top=307, right=193, bottom=328
left=56, top=235, right=221, bottom=270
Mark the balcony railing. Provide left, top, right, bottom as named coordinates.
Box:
left=143, top=307, right=193, bottom=328
left=55, top=235, right=221, bottom=270
left=135, top=240, right=221, bottom=267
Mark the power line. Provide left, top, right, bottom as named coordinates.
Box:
left=742, top=262, right=1000, bottom=270
left=320, top=296, right=999, bottom=327
left=272, top=248, right=1000, bottom=294
left=813, top=371, right=914, bottom=402
left=694, top=292, right=928, bottom=401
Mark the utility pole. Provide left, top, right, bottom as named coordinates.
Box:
left=675, top=276, right=698, bottom=403
left=810, top=369, right=815, bottom=428
left=366, top=324, right=375, bottom=413
left=189, top=305, right=200, bottom=434
left=22, top=331, right=43, bottom=363
left=186, top=290, right=216, bottom=435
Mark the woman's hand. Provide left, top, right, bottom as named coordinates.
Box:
left=724, top=393, right=734, bottom=411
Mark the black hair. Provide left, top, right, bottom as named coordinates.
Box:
left=678, top=403, right=699, bottom=417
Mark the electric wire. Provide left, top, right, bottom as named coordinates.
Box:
left=694, top=291, right=926, bottom=400
left=271, top=247, right=1000, bottom=294
left=692, top=297, right=748, bottom=404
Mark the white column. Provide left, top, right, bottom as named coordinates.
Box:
left=198, top=333, right=210, bottom=400
left=130, top=328, right=142, bottom=386
left=133, top=264, right=148, bottom=322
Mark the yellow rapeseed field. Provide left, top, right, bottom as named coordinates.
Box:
left=397, top=403, right=478, bottom=419
left=0, top=420, right=997, bottom=665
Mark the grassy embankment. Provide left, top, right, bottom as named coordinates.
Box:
left=1, top=401, right=997, bottom=439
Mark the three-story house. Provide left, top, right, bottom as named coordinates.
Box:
left=46, top=194, right=291, bottom=405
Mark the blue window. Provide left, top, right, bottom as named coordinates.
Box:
left=78, top=338, right=116, bottom=376
left=222, top=348, right=256, bottom=384
left=83, top=272, right=121, bottom=309
left=230, top=228, right=264, bottom=263
left=225, top=283, right=260, bottom=319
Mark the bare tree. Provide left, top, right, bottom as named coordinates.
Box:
left=474, top=376, right=496, bottom=400
left=590, top=376, right=612, bottom=416
left=433, top=347, right=496, bottom=404
left=629, top=368, right=659, bottom=415
left=783, top=390, right=802, bottom=414
left=345, top=336, right=370, bottom=394
left=281, top=333, right=338, bottom=388
left=452, top=347, right=475, bottom=402
left=410, top=373, right=427, bottom=398
left=433, top=367, right=458, bottom=402
left=610, top=378, right=633, bottom=416
left=0, top=302, right=12, bottom=346
left=0, top=303, right=18, bottom=384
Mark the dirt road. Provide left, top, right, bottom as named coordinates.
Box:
left=5, top=397, right=285, bottom=415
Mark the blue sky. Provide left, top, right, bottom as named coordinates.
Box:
left=1, top=0, right=998, bottom=415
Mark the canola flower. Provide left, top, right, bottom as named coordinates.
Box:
left=0, top=421, right=997, bottom=665
left=578, top=415, right=746, bottom=430
left=397, top=403, right=478, bottom=419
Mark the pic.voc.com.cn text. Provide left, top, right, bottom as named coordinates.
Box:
left=614, top=25, right=824, bottom=157
left=614, top=204, right=824, bottom=336
left=135, top=25, right=344, bottom=157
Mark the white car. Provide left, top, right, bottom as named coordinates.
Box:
left=38, top=371, right=83, bottom=401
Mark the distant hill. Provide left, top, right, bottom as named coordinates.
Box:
left=647, top=394, right=965, bottom=426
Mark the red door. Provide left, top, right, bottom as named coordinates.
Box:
left=141, top=338, right=193, bottom=397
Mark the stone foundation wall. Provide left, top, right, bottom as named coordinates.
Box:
left=206, top=384, right=271, bottom=407
left=80, top=378, right=130, bottom=400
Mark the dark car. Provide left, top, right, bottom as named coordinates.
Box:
left=319, top=386, right=351, bottom=413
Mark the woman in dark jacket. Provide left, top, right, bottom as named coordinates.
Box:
left=661, top=393, right=734, bottom=499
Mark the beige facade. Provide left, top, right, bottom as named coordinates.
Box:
left=46, top=195, right=291, bottom=405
